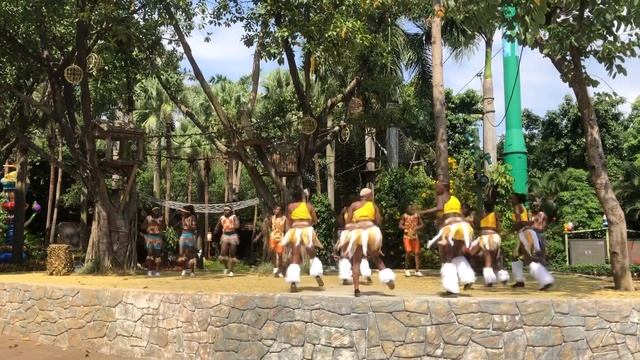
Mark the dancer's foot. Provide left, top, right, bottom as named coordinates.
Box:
left=443, top=291, right=458, bottom=298
left=147, top=271, right=153, bottom=277
left=386, top=280, right=395, bottom=290
left=342, top=279, right=349, bottom=286
left=404, top=270, right=412, bottom=277
left=364, top=277, right=372, bottom=284
left=354, top=289, right=361, bottom=297
left=501, top=280, right=508, bottom=286
left=272, top=267, right=278, bottom=275
left=154, top=272, right=161, bottom=276
left=223, top=269, right=229, bottom=275
left=181, top=270, right=187, bottom=277
left=290, top=283, right=298, bottom=293
left=315, top=276, right=324, bottom=287
left=485, top=283, right=494, bottom=288
left=228, top=271, right=234, bottom=277
left=414, top=271, right=424, bottom=277
left=463, top=283, right=473, bottom=291
left=540, top=283, right=553, bottom=291
left=512, top=282, right=525, bottom=288
left=190, top=271, right=195, bottom=277
left=277, top=273, right=284, bottom=278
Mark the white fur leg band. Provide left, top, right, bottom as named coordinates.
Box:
left=360, top=259, right=372, bottom=278
left=441, top=262, right=460, bottom=294
left=452, top=256, right=476, bottom=284
left=309, top=257, right=323, bottom=277
left=529, top=261, right=554, bottom=288
left=497, top=270, right=510, bottom=283
left=338, top=258, right=352, bottom=280
left=378, top=268, right=395, bottom=284
left=483, top=267, right=497, bottom=285
left=511, top=261, right=525, bottom=283
left=285, top=264, right=301, bottom=284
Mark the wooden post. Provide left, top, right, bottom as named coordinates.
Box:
left=12, top=141, right=28, bottom=263
left=250, top=204, right=258, bottom=263
left=326, top=116, right=335, bottom=209
left=49, top=145, right=63, bottom=245
left=365, top=128, right=376, bottom=193
left=387, top=126, right=399, bottom=169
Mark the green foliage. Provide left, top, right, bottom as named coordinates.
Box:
left=552, top=264, right=640, bottom=278
left=557, top=169, right=603, bottom=230
left=310, top=193, right=336, bottom=264
left=375, top=166, right=435, bottom=267
left=164, top=227, right=179, bottom=257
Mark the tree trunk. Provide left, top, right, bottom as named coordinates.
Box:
left=12, top=142, right=28, bottom=264
left=430, top=2, right=449, bottom=183
left=314, top=154, right=322, bottom=195
left=567, top=50, right=634, bottom=291
left=203, top=158, right=211, bottom=252
left=80, top=186, right=88, bottom=251
left=45, top=157, right=56, bottom=246
left=187, top=162, right=193, bottom=203
left=164, top=118, right=173, bottom=224
left=49, top=145, right=63, bottom=245
left=387, top=126, right=399, bottom=169
left=482, top=35, right=497, bottom=171
left=153, top=139, right=161, bottom=198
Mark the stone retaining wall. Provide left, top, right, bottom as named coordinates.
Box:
left=0, top=282, right=639, bottom=359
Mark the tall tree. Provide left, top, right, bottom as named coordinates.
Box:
left=431, top=0, right=449, bottom=182
left=516, top=0, right=640, bottom=290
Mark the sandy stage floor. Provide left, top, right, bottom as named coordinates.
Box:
left=1, top=270, right=639, bottom=299
left=0, top=335, right=133, bottom=360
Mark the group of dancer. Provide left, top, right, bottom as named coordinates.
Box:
left=141, top=180, right=553, bottom=297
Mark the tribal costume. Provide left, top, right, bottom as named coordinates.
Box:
left=469, top=212, right=510, bottom=286
left=281, top=201, right=324, bottom=290
left=511, top=204, right=554, bottom=290
left=178, top=208, right=197, bottom=276
left=144, top=219, right=163, bottom=276
left=431, top=195, right=476, bottom=295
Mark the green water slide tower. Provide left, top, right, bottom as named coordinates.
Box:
left=502, top=5, right=528, bottom=194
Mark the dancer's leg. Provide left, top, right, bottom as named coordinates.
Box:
left=351, top=246, right=363, bottom=296
left=370, top=248, right=395, bottom=290
left=220, top=242, right=230, bottom=271
left=307, top=245, right=324, bottom=287
left=228, top=243, right=237, bottom=275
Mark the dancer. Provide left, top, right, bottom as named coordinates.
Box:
left=399, top=205, right=424, bottom=277
left=280, top=190, right=324, bottom=292
left=337, top=188, right=395, bottom=297
left=178, top=205, right=197, bottom=277
left=511, top=194, right=554, bottom=290
left=422, top=182, right=476, bottom=296
left=215, top=206, right=240, bottom=277
left=142, top=207, right=165, bottom=276
left=469, top=201, right=510, bottom=286
left=254, top=205, right=286, bottom=277
left=336, top=197, right=373, bottom=286
left=531, top=202, right=549, bottom=265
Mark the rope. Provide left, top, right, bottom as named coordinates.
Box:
left=141, top=194, right=260, bottom=214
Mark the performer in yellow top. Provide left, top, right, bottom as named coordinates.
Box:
left=468, top=200, right=510, bottom=287
left=420, top=182, right=476, bottom=296
left=336, top=188, right=395, bottom=297
left=280, top=190, right=324, bottom=292
left=253, top=205, right=286, bottom=277
left=399, top=205, right=424, bottom=277
left=510, top=193, right=553, bottom=290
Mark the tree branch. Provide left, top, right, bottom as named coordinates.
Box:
left=319, top=76, right=361, bottom=121
left=282, top=37, right=313, bottom=116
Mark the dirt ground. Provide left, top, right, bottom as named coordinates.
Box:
left=0, top=270, right=639, bottom=299
left=0, top=335, right=133, bottom=360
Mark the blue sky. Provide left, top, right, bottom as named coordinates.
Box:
left=181, top=23, right=640, bottom=136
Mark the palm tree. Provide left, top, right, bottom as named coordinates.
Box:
left=615, top=162, right=640, bottom=222
left=134, top=79, right=175, bottom=221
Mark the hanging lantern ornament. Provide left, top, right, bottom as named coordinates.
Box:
left=64, top=64, right=83, bottom=85
left=338, top=126, right=351, bottom=144
left=86, top=53, right=103, bottom=74
left=300, top=116, right=317, bottom=135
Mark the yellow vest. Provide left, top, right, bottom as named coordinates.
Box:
left=353, top=201, right=375, bottom=221
left=480, top=212, right=497, bottom=229
left=443, top=196, right=461, bottom=215
left=291, top=202, right=312, bottom=221
left=512, top=206, right=529, bottom=222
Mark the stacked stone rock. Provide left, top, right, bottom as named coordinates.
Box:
left=0, top=282, right=639, bottom=359
left=46, top=244, right=74, bottom=276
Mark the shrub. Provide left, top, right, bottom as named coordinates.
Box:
left=310, top=193, right=336, bottom=264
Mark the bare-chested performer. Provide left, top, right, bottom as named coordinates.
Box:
left=178, top=205, right=197, bottom=277
left=336, top=188, right=395, bottom=297
left=254, top=205, right=286, bottom=277
left=215, top=206, right=240, bottom=277
left=511, top=194, right=554, bottom=290
left=399, top=205, right=424, bottom=277
left=531, top=202, right=549, bottom=264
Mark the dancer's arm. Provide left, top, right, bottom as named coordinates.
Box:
left=418, top=195, right=445, bottom=216
left=233, top=214, right=240, bottom=230
left=398, top=214, right=406, bottom=230
left=374, top=204, right=383, bottom=225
